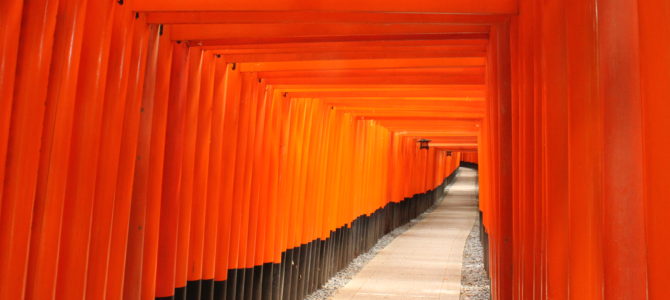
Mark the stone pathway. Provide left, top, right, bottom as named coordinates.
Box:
left=327, top=167, right=480, bottom=300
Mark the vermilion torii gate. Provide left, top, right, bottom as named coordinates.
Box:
left=0, top=0, right=668, bottom=299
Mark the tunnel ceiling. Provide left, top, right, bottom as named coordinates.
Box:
left=130, top=0, right=517, bottom=152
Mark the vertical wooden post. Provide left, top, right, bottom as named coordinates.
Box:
left=85, top=6, right=136, bottom=300
left=598, top=0, right=648, bottom=298
left=0, top=0, right=59, bottom=298
left=23, top=0, right=87, bottom=298
left=122, top=24, right=161, bottom=300
left=173, top=47, right=203, bottom=300
left=0, top=0, right=23, bottom=201
left=154, top=41, right=190, bottom=299
left=639, top=0, right=670, bottom=298
left=105, top=13, right=152, bottom=300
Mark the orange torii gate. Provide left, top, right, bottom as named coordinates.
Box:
left=1, top=0, right=669, bottom=300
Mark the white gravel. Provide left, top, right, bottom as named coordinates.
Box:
left=459, top=216, right=491, bottom=300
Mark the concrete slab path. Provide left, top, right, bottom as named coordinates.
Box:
left=331, top=167, right=479, bottom=300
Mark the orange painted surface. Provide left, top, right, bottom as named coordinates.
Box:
left=1, top=0, right=669, bottom=299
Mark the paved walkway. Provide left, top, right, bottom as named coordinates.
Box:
left=331, top=167, right=479, bottom=300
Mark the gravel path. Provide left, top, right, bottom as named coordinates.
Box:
left=304, top=168, right=488, bottom=300
left=304, top=201, right=440, bottom=300
left=459, top=216, right=491, bottom=300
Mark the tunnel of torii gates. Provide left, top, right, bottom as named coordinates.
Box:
left=0, top=0, right=669, bottom=299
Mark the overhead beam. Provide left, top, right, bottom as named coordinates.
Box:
left=240, top=57, right=485, bottom=72
left=194, top=33, right=489, bottom=46
left=427, top=143, right=478, bottom=147
left=396, top=131, right=479, bottom=136
left=419, top=136, right=478, bottom=142
left=146, top=11, right=509, bottom=25
left=286, top=90, right=485, bottom=98
left=132, top=0, right=517, bottom=14
left=219, top=49, right=486, bottom=62
left=348, top=111, right=483, bottom=119
left=169, top=23, right=489, bottom=41
left=321, top=99, right=484, bottom=107
left=264, top=75, right=484, bottom=85
left=259, top=67, right=485, bottom=79
left=201, top=38, right=489, bottom=51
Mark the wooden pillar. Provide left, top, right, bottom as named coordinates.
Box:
left=639, top=0, right=670, bottom=298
